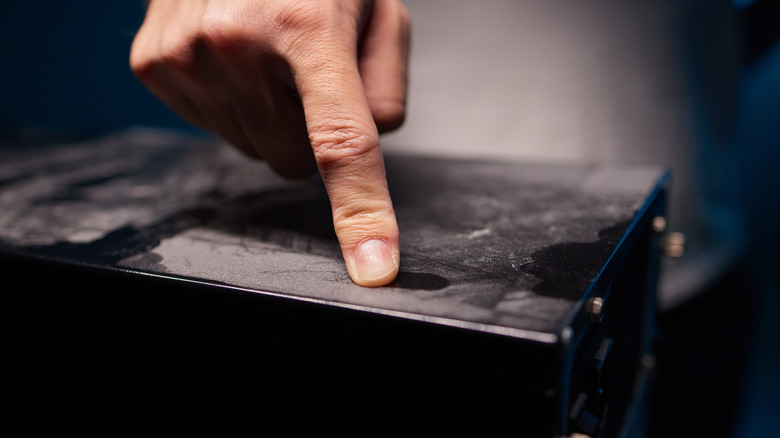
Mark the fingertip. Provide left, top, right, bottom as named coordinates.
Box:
left=371, top=99, right=406, bottom=134
left=347, top=238, right=400, bottom=287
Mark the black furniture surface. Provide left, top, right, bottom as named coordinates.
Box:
left=2, top=129, right=669, bottom=436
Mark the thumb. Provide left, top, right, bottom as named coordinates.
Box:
left=290, top=35, right=400, bottom=287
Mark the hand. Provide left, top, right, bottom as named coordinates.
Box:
left=130, top=0, right=410, bottom=286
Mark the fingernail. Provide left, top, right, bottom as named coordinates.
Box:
left=353, top=239, right=398, bottom=286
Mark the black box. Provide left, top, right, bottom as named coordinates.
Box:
left=2, top=129, right=668, bottom=436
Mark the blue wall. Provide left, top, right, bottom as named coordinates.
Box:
left=1, top=1, right=188, bottom=134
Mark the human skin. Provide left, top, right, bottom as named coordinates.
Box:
left=130, top=0, right=410, bottom=286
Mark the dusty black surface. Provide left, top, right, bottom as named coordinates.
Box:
left=0, top=129, right=665, bottom=337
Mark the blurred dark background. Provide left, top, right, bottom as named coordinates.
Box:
left=0, top=1, right=187, bottom=135
left=1, top=1, right=777, bottom=436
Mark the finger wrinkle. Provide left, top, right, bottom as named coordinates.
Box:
left=311, top=128, right=378, bottom=164
left=332, top=204, right=397, bottom=236
left=272, top=2, right=330, bottom=54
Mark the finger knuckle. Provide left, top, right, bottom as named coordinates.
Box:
left=311, top=126, right=379, bottom=166
left=138, top=29, right=201, bottom=76
left=129, top=38, right=153, bottom=78
left=274, top=2, right=327, bottom=34
left=272, top=2, right=333, bottom=55
left=199, top=9, right=254, bottom=55
left=332, top=197, right=395, bottom=234
left=131, top=17, right=246, bottom=79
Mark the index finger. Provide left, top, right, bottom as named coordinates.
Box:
left=284, top=7, right=400, bottom=287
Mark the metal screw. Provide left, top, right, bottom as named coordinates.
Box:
left=652, top=216, right=667, bottom=233
left=585, top=297, right=604, bottom=323
left=661, top=232, right=686, bottom=258
left=561, top=326, right=573, bottom=345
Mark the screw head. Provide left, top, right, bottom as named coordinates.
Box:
left=652, top=216, right=667, bottom=233
left=641, top=355, right=656, bottom=370
left=561, top=326, right=573, bottom=345
left=585, top=297, right=604, bottom=322
left=661, top=232, right=686, bottom=258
